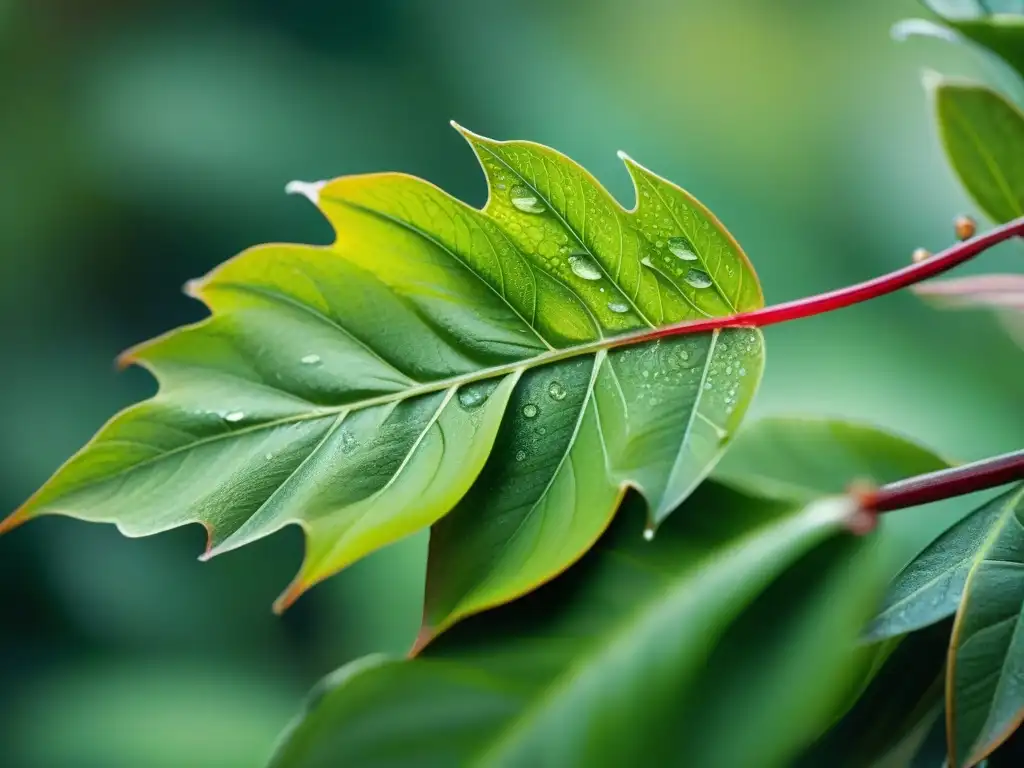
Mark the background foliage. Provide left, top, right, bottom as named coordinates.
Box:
left=1, top=1, right=1022, bottom=766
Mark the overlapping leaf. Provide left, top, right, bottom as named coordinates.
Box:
left=269, top=420, right=956, bottom=768
left=1, top=125, right=764, bottom=622
left=866, top=484, right=1024, bottom=767
left=269, top=485, right=888, bottom=768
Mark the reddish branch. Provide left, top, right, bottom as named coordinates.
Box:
left=614, top=215, right=1024, bottom=346
left=862, top=449, right=1024, bottom=513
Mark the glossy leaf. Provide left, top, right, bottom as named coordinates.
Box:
left=946, top=484, right=1024, bottom=767
left=1, top=125, right=764, bottom=617
left=932, top=78, right=1024, bottom=223
left=269, top=483, right=888, bottom=768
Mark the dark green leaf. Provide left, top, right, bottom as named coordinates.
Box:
left=2, top=126, right=764, bottom=621
left=800, top=621, right=951, bottom=768
left=932, top=78, right=1024, bottom=223
left=946, top=484, right=1024, bottom=766
left=269, top=484, right=887, bottom=768
left=864, top=491, right=1013, bottom=642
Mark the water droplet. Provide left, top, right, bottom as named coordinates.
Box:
left=725, top=366, right=733, bottom=375
left=643, top=527, right=655, bottom=541
left=224, top=411, right=245, bottom=423
left=548, top=381, right=567, bottom=401
left=679, top=350, right=690, bottom=362
left=684, top=268, right=713, bottom=289
left=515, top=450, right=527, bottom=461
left=667, top=236, right=698, bottom=261
left=509, top=184, right=546, bottom=214
left=522, top=403, right=539, bottom=419
left=568, top=253, right=602, bottom=281
left=607, top=300, right=629, bottom=313
left=738, top=367, right=747, bottom=376
left=301, top=354, right=321, bottom=365
left=538, top=427, right=547, bottom=436
left=703, top=382, right=712, bottom=390
left=458, top=386, right=490, bottom=410
left=265, top=453, right=274, bottom=461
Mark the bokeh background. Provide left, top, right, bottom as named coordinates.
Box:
left=1, top=1, right=1021, bottom=766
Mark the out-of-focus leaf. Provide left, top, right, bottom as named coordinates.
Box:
left=269, top=484, right=888, bottom=768
left=864, top=489, right=1017, bottom=642
left=945, top=484, right=1024, bottom=766
left=800, top=621, right=950, bottom=767
left=713, top=417, right=950, bottom=503
left=920, top=1, right=1024, bottom=79
left=2, top=125, right=765, bottom=630
left=914, top=274, right=1024, bottom=348
left=931, top=79, right=1024, bottom=223
left=898, top=9, right=1024, bottom=83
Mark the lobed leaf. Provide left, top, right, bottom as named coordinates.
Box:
left=269, top=484, right=888, bottom=768
left=930, top=78, right=1024, bottom=224
left=2, top=125, right=764, bottom=625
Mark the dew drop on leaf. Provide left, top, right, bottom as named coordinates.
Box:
left=684, top=268, right=713, bottom=289
left=515, top=450, right=527, bottom=461
left=667, top=236, right=698, bottom=261
left=301, top=354, right=321, bottom=365
left=547, top=381, right=567, bottom=401
left=509, top=184, right=546, bottom=214
left=523, top=403, right=539, bottom=419
left=457, top=384, right=490, bottom=410
left=224, top=411, right=245, bottom=423
left=607, top=300, right=629, bottom=313
left=568, top=253, right=602, bottom=280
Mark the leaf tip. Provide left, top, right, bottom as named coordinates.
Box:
left=0, top=507, right=29, bottom=537
left=285, top=179, right=326, bottom=206
left=409, top=625, right=436, bottom=658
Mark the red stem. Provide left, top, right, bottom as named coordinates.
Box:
left=612, top=215, right=1024, bottom=345
left=864, top=449, right=1024, bottom=513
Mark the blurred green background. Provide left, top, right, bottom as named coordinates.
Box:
left=0, top=1, right=1020, bottom=766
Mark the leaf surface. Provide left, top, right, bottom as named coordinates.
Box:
left=932, top=79, right=1024, bottom=224
left=945, top=485, right=1024, bottom=766
left=269, top=484, right=887, bottom=768
left=3, top=125, right=764, bottom=618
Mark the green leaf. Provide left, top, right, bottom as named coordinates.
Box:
left=800, top=621, right=951, bottom=768
left=268, top=484, right=888, bottom=768
left=713, top=417, right=951, bottom=504
left=863, top=489, right=1016, bottom=642
left=932, top=78, right=1024, bottom=223
left=1, top=125, right=764, bottom=617
left=945, top=484, right=1024, bottom=767
left=917, top=2, right=1024, bottom=81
